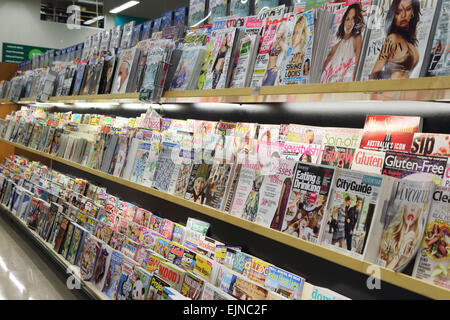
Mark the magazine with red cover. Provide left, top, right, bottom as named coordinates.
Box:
left=359, top=115, right=422, bottom=152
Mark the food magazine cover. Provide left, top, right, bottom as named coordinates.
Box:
left=351, top=148, right=386, bottom=174
left=281, top=163, right=335, bottom=244
left=382, top=150, right=447, bottom=184
left=412, top=186, right=450, bottom=289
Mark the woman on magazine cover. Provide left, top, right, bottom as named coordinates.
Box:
left=378, top=202, right=422, bottom=270
left=212, top=35, right=229, bottom=89
left=369, top=0, right=421, bottom=80
left=321, top=3, right=365, bottom=83
left=281, top=15, right=308, bottom=84
left=262, top=21, right=288, bottom=86
left=188, top=164, right=209, bottom=204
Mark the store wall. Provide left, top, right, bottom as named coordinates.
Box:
left=0, top=0, right=115, bottom=61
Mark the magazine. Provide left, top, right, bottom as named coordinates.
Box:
left=116, top=257, right=135, bottom=300
left=79, top=234, right=101, bottom=281
left=412, top=186, right=450, bottom=289
left=255, top=159, right=296, bottom=228
left=264, top=265, right=305, bottom=300
left=189, top=0, right=207, bottom=26
left=357, top=0, right=440, bottom=80
left=208, top=0, right=228, bottom=23
left=320, top=168, right=393, bottom=260
left=216, top=265, right=269, bottom=299
left=320, top=0, right=372, bottom=83
left=359, top=115, right=422, bottom=152
left=281, top=163, right=335, bottom=243
left=278, top=10, right=315, bottom=85
left=410, top=133, right=450, bottom=157
left=111, top=47, right=140, bottom=94
left=427, top=0, right=450, bottom=76
left=382, top=151, right=447, bottom=184
left=230, top=161, right=263, bottom=220
left=365, top=179, right=435, bottom=272
left=101, top=250, right=123, bottom=299
left=351, top=148, right=386, bottom=174
left=250, top=9, right=289, bottom=87
left=181, top=271, right=205, bottom=300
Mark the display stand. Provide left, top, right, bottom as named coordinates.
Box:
left=1, top=76, right=450, bottom=300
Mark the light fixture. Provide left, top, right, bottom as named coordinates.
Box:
left=109, top=1, right=140, bottom=14
left=84, top=15, right=104, bottom=25
left=78, top=0, right=104, bottom=6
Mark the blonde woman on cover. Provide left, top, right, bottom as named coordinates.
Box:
left=378, top=202, right=422, bottom=270
left=321, top=3, right=365, bottom=83
left=262, top=20, right=288, bottom=86
left=280, top=15, right=308, bottom=84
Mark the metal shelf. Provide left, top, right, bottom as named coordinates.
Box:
left=11, top=76, right=450, bottom=105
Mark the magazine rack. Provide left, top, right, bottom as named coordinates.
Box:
left=0, top=203, right=108, bottom=300
left=1, top=76, right=450, bottom=300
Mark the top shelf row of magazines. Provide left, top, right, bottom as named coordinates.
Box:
left=1, top=76, right=450, bottom=105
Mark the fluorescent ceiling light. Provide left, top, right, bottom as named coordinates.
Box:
left=109, top=1, right=140, bottom=14
left=84, top=15, right=104, bottom=25
left=78, top=0, right=104, bottom=6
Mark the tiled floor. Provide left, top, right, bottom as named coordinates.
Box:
left=0, top=213, right=81, bottom=300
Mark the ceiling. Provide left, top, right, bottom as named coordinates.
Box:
left=42, top=0, right=189, bottom=19
left=88, top=0, right=189, bottom=19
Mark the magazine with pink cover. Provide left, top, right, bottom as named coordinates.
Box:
left=250, top=12, right=290, bottom=87
left=134, top=207, right=152, bottom=227
left=320, top=0, right=372, bottom=83
left=255, top=159, right=297, bottom=228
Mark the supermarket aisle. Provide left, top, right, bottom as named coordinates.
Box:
left=0, top=213, right=80, bottom=300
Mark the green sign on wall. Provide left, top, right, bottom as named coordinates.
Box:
left=2, top=42, right=55, bottom=63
